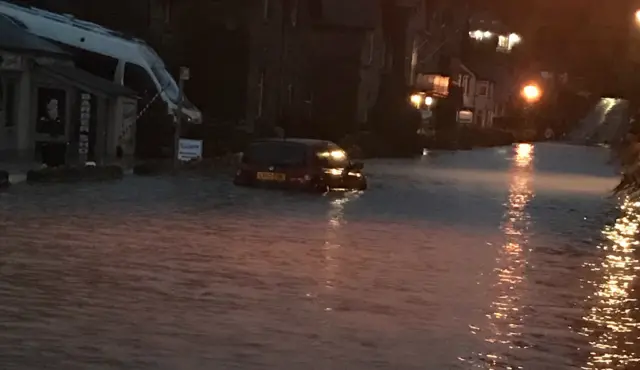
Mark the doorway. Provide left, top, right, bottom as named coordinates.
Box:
left=34, top=87, right=68, bottom=165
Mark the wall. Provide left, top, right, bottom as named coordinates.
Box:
left=306, top=29, right=364, bottom=138
left=474, top=80, right=494, bottom=127
left=357, top=26, right=385, bottom=125
left=0, top=51, right=33, bottom=161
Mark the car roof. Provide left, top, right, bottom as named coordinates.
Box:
left=251, top=138, right=338, bottom=147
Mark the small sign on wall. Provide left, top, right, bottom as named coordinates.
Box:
left=177, top=138, right=202, bottom=162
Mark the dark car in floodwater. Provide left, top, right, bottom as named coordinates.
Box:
left=234, top=138, right=367, bottom=192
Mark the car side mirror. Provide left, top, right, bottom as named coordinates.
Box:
left=350, top=162, right=364, bottom=171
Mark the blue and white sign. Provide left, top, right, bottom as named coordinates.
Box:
left=178, top=138, right=203, bottom=162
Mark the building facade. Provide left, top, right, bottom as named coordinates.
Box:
left=0, top=14, right=136, bottom=165
left=12, top=0, right=393, bottom=141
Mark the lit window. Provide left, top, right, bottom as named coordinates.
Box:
left=497, top=35, right=509, bottom=51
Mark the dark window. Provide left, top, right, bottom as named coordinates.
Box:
left=243, top=142, right=307, bottom=166
left=3, top=79, right=16, bottom=127
left=71, top=47, right=118, bottom=81
left=124, top=63, right=158, bottom=98
left=478, top=83, right=488, bottom=96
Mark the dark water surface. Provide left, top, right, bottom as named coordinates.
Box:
left=1, top=143, right=638, bottom=369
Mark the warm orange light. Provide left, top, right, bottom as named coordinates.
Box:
left=521, top=84, right=541, bottom=103
left=515, top=143, right=533, bottom=166
left=635, top=9, right=640, bottom=24
left=410, top=94, right=423, bottom=108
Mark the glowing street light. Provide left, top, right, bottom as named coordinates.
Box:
left=508, top=33, right=521, bottom=45
left=521, top=84, right=541, bottom=103
left=410, top=94, right=423, bottom=108
left=424, top=96, right=434, bottom=107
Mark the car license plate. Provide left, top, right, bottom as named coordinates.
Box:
left=256, top=172, right=286, bottom=181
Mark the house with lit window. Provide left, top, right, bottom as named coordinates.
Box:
left=0, top=13, right=136, bottom=167
left=457, top=63, right=499, bottom=128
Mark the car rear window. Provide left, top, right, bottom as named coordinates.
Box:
left=243, top=142, right=307, bottom=166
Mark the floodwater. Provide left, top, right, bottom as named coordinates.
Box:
left=0, top=143, right=638, bottom=370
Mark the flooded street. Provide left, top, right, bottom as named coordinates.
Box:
left=1, top=143, right=638, bottom=369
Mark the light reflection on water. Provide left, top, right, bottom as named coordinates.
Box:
left=0, top=143, right=630, bottom=369
left=466, top=143, right=535, bottom=369
left=581, top=198, right=640, bottom=369
left=322, top=195, right=355, bottom=308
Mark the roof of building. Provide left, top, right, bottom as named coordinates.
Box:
left=0, top=14, right=67, bottom=55
left=37, top=63, right=137, bottom=98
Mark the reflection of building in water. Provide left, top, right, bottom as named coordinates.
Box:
left=476, top=144, right=534, bottom=367
left=581, top=199, right=640, bottom=369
